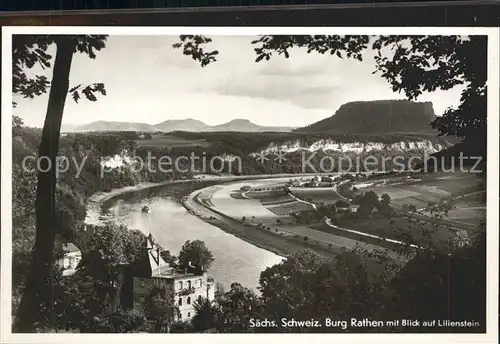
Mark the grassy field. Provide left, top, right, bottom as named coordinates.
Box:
left=359, top=173, right=483, bottom=210
left=261, top=195, right=295, bottom=206
left=267, top=201, right=315, bottom=215
left=229, top=191, right=247, bottom=200
left=454, top=191, right=486, bottom=206
left=312, top=214, right=457, bottom=248
left=245, top=192, right=289, bottom=201
left=441, top=207, right=486, bottom=226
left=422, top=174, right=482, bottom=195
left=289, top=188, right=343, bottom=204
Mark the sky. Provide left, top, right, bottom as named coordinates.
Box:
left=13, top=35, right=464, bottom=128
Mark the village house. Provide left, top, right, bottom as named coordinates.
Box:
left=350, top=204, right=360, bottom=213
left=334, top=201, right=359, bottom=214
left=55, top=243, right=82, bottom=276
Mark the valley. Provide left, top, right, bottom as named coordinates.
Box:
left=182, top=172, right=484, bottom=256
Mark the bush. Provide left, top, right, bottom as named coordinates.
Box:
left=304, top=236, right=309, bottom=242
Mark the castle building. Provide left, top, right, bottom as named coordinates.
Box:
left=130, top=234, right=215, bottom=322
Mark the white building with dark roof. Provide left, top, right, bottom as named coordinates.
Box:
left=56, top=243, right=82, bottom=276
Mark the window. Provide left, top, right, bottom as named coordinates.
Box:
left=187, top=297, right=191, bottom=305
left=187, top=312, right=191, bottom=318
left=140, top=280, right=145, bottom=288
left=179, top=281, right=183, bottom=289
left=178, top=297, right=182, bottom=306
left=140, top=296, right=145, bottom=303
left=187, top=280, right=192, bottom=289
left=198, top=279, right=202, bottom=287
left=179, top=313, right=182, bottom=320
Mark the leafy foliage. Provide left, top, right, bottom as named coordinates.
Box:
left=12, top=35, right=108, bottom=106
left=372, top=35, right=487, bottom=141
left=252, top=35, right=369, bottom=62
left=177, top=240, right=215, bottom=271
left=159, top=250, right=178, bottom=267
left=186, top=231, right=485, bottom=333
left=144, top=287, right=178, bottom=331
left=191, top=297, right=218, bottom=332
left=78, top=225, right=146, bottom=284
left=51, top=270, right=146, bottom=333
left=172, top=35, right=219, bottom=67
left=12, top=115, right=24, bottom=137
left=214, top=282, right=262, bottom=333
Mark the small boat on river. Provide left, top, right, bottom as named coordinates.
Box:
left=141, top=205, right=151, bottom=214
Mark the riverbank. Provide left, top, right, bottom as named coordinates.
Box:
left=84, top=176, right=336, bottom=259
left=86, top=173, right=343, bottom=213
left=83, top=180, right=286, bottom=291
left=182, top=191, right=338, bottom=259
left=84, top=173, right=336, bottom=227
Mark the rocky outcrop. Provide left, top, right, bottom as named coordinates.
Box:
left=297, top=100, right=437, bottom=133
left=250, top=138, right=453, bottom=157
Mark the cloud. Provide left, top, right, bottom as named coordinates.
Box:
left=215, top=74, right=338, bottom=106
left=213, top=54, right=347, bottom=109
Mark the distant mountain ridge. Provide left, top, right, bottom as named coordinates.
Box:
left=155, top=118, right=211, bottom=132
left=70, top=121, right=157, bottom=133
left=64, top=118, right=296, bottom=133
left=208, top=119, right=293, bottom=132
left=296, top=99, right=437, bottom=133
left=62, top=100, right=437, bottom=134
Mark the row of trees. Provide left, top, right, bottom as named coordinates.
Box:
left=352, top=191, right=394, bottom=217
left=181, top=231, right=485, bottom=333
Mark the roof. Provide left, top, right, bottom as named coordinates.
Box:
left=62, top=243, right=80, bottom=253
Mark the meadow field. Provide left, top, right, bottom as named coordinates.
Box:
left=288, top=187, right=344, bottom=204
left=357, top=172, right=482, bottom=210
left=191, top=171, right=484, bottom=254
left=312, top=214, right=457, bottom=248
left=266, top=201, right=315, bottom=216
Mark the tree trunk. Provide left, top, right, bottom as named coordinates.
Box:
left=13, top=36, right=76, bottom=333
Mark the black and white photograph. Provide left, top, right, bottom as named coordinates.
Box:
left=1, top=26, right=498, bottom=341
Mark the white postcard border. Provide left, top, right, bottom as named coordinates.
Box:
left=1, top=26, right=499, bottom=344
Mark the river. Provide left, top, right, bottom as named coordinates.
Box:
left=86, top=192, right=284, bottom=292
